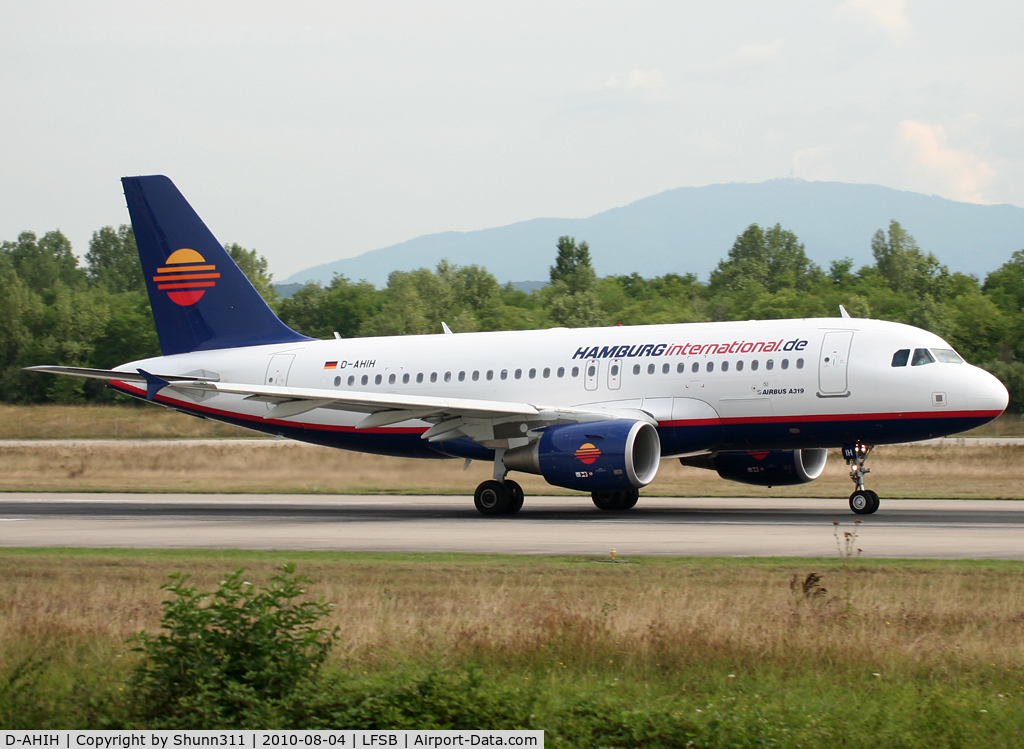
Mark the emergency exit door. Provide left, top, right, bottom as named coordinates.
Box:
left=265, top=354, right=295, bottom=387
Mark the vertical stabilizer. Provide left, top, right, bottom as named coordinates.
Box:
left=123, top=175, right=310, bottom=356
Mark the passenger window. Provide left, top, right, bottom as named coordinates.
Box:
left=677, top=363, right=685, bottom=373
left=891, top=349, right=910, bottom=367
left=662, top=363, right=670, bottom=374
left=403, top=373, right=410, bottom=384
left=557, top=367, right=564, bottom=378
left=706, top=361, right=714, bottom=372
left=543, top=367, right=550, bottom=378
left=691, top=362, right=699, bottom=373
left=751, top=360, right=759, bottom=371
left=571, top=366, right=579, bottom=377
left=912, top=348, right=935, bottom=366
left=388, top=374, right=396, bottom=384
left=766, top=360, right=774, bottom=371
left=500, top=369, right=508, bottom=380
left=722, top=361, right=729, bottom=372
left=647, top=363, right=655, bottom=374
left=375, top=374, right=382, bottom=385
left=736, top=360, right=744, bottom=371
left=348, top=375, right=355, bottom=386
left=487, top=370, right=494, bottom=380
left=587, top=365, right=596, bottom=377
left=334, top=376, right=341, bottom=387
left=796, top=358, right=804, bottom=369
left=472, top=371, right=479, bottom=381
left=610, top=364, right=619, bottom=376
left=361, top=375, right=369, bottom=386
left=529, top=368, right=536, bottom=379
left=444, top=372, right=451, bottom=382
left=416, top=373, right=423, bottom=383
left=633, top=364, right=641, bottom=375
left=515, top=369, right=522, bottom=379
left=781, top=359, right=789, bottom=370
left=458, top=371, right=465, bottom=382
left=430, top=372, right=437, bottom=383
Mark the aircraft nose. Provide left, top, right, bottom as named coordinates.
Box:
left=965, top=368, right=1009, bottom=414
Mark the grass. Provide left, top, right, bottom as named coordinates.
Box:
left=1, top=439, right=1023, bottom=498
left=1, top=549, right=1023, bottom=743
left=1, top=404, right=1022, bottom=497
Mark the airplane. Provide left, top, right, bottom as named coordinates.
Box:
left=29, top=176, right=1009, bottom=516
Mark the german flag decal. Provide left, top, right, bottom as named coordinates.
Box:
left=575, top=442, right=601, bottom=465
left=154, top=248, right=220, bottom=306
left=323, top=361, right=339, bottom=369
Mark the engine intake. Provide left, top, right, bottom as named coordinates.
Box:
left=680, top=448, right=828, bottom=487
left=505, top=419, right=661, bottom=492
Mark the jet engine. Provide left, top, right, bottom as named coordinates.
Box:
left=504, top=419, right=661, bottom=492
left=680, top=448, right=828, bottom=487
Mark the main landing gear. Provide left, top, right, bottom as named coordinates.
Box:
left=844, top=442, right=879, bottom=515
left=591, top=489, right=640, bottom=512
left=473, top=479, right=524, bottom=516
left=473, top=450, right=525, bottom=516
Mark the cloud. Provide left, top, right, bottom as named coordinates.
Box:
left=711, top=39, right=785, bottom=68
left=837, top=0, right=910, bottom=42
left=901, top=120, right=995, bottom=203
left=603, top=68, right=667, bottom=100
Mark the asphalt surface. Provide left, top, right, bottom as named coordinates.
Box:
left=1, top=493, right=1023, bottom=559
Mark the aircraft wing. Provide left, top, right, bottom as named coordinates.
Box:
left=25, top=365, right=655, bottom=445
left=176, top=379, right=654, bottom=444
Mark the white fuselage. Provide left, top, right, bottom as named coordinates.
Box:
left=112, top=317, right=1008, bottom=459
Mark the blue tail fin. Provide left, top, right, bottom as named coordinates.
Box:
left=123, top=175, right=311, bottom=356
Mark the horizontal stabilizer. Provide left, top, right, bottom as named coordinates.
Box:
left=23, top=365, right=208, bottom=384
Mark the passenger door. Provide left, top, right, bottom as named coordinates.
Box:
left=818, top=331, right=853, bottom=396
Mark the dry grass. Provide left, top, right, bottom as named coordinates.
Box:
left=2, top=551, right=1023, bottom=679
left=0, top=404, right=264, bottom=440
left=0, top=439, right=1022, bottom=498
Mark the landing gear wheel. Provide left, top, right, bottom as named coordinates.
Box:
left=504, top=479, right=525, bottom=515
left=591, top=491, right=618, bottom=511
left=849, top=489, right=879, bottom=515
left=619, top=488, right=640, bottom=510
left=474, top=480, right=511, bottom=516
left=591, top=489, right=640, bottom=512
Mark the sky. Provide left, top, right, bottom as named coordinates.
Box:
left=2, top=0, right=1022, bottom=280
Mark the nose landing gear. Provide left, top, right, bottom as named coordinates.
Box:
left=844, top=442, right=879, bottom=514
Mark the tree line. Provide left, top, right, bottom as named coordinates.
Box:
left=2, top=222, right=1023, bottom=410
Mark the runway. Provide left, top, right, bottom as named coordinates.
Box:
left=2, top=493, right=1024, bottom=559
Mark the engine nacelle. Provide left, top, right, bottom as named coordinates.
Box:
left=680, top=448, right=828, bottom=487
left=505, top=419, right=661, bottom=492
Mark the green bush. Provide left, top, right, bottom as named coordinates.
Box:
left=129, top=564, right=337, bottom=727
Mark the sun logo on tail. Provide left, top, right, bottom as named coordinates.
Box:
left=575, top=442, right=601, bottom=465
left=154, top=248, right=221, bottom=306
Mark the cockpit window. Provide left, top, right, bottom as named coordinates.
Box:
left=911, top=348, right=936, bottom=366
left=932, top=348, right=964, bottom=363
left=891, top=349, right=910, bottom=367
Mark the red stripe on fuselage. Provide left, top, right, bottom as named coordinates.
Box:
left=111, top=381, right=428, bottom=434
left=657, top=409, right=1003, bottom=428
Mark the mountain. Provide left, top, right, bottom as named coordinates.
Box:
left=282, top=179, right=1024, bottom=287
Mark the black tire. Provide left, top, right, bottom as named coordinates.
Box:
left=850, top=489, right=878, bottom=515
left=619, top=488, right=640, bottom=510
left=504, top=480, right=525, bottom=515
left=592, top=491, right=620, bottom=511
left=475, top=480, right=511, bottom=516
